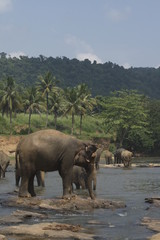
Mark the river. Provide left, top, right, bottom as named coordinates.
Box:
left=0, top=157, right=160, bottom=239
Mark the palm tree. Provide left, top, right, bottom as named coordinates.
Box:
left=36, top=71, right=58, bottom=127
left=64, top=86, right=80, bottom=135
left=0, top=77, right=21, bottom=134
left=77, top=84, right=96, bottom=135
left=23, top=87, right=45, bottom=133
left=50, top=88, right=65, bottom=129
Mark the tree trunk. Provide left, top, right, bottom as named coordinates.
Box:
left=71, top=112, right=74, bottom=135
left=28, top=111, right=32, bottom=134
left=54, top=112, right=57, bottom=129
left=79, top=113, right=83, bottom=135
left=46, top=93, right=49, bottom=128
left=9, top=110, right=12, bottom=135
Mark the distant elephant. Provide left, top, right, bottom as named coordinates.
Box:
left=114, top=148, right=133, bottom=167
left=15, top=129, right=97, bottom=199
left=121, top=150, right=133, bottom=167
left=72, top=165, right=97, bottom=191
left=104, top=150, right=113, bottom=164
left=0, top=151, right=10, bottom=178
left=95, top=148, right=104, bottom=170
left=114, top=148, right=125, bottom=164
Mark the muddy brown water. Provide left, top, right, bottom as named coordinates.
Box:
left=1, top=157, right=160, bottom=239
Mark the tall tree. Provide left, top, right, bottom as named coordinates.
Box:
left=0, top=77, right=21, bottom=134
left=36, top=71, right=58, bottom=127
left=77, top=84, right=96, bottom=135
left=50, top=88, right=65, bottom=129
left=64, top=86, right=80, bottom=135
left=100, top=90, right=150, bottom=148
left=23, top=87, right=45, bottom=133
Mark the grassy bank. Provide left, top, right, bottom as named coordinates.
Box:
left=0, top=113, right=109, bottom=141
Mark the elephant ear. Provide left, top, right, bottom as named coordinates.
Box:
left=85, top=144, right=97, bottom=163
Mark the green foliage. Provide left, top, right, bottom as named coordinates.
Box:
left=99, top=90, right=151, bottom=150
left=1, top=55, right=160, bottom=98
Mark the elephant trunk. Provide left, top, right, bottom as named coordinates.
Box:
left=86, top=165, right=95, bottom=200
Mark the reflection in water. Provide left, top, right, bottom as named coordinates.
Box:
left=0, top=158, right=160, bottom=239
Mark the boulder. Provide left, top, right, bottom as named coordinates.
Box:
left=0, top=222, right=94, bottom=240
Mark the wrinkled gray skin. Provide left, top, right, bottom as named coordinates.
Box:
left=104, top=150, right=113, bottom=165
left=72, top=165, right=97, bottom=191
left=0, top=151, right=10, bottom=178
left=114, top=148, right=133, bottom=167
left=95, top=148, right=104, bottom=170
left=16, top=129, right=97, bottom=199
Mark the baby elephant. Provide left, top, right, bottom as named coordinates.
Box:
left=72, top=165, right=97, bottom=191
left=0, top=151, right=10, bottom=178
left=104, top=150, right=113, bottom=165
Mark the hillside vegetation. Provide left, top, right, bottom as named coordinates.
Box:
left=0, top=53, right=160, bottom=155
left=0, top=53, right=160, bottom=98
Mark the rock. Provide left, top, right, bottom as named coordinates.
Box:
left=0, top=210, right=48, bottom=225
left=141, top=217, right=160, bottom=240
left=0, top=235, right=7, bottom=240
left=3, top=195, right=126, bottom=212
left=0, top=222, right=94, bottom=240
left=145, top=197, right=160, bottom=207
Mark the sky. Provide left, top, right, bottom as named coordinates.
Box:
left=0, top=0, right=160, bottom=68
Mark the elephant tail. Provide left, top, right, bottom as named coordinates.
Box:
left=15, top=147, right=20, bottom=171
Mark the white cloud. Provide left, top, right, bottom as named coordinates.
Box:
left=77, top=53, right=102, bottom=64
left=123, top=62, right=131, bottom=69
left=65, top=35, right=102, bottom=63
left=0, top=0, right=12, bottom=13
left=107, top=6, right=131, bottom=22
left=65, top=35, right=92, bottom=53
left=7, top=51, right=27, bottom=59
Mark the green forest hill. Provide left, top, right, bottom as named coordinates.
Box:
left=0, top=52, right=160, bottom=99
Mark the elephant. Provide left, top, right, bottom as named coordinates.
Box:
left=15, top=138, right=45, bottom=187
left=15, top=129, right=97, bottom=200
left=72, top=165, right=97, bottom=191
left=121, top=150, right=133, bottom=167
left=114, top=148, right=125, bottom=164
left=0, top=151, right=10, bottom=178
left=15, top=168, right=45, bottom=188
left=114, top=148, right=133, bottom=167
left=95, top=147, right=104, bottom=170
left=104, top=150, right=113, bottom=165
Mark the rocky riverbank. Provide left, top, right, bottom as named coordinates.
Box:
left=0, top=194, right=126, bottom=239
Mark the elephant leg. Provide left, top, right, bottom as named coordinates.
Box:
left=0, top=168, right=2, bottom=178
left=40, top=171, right=45, bottom=187
left=19, top=175, right=31, bottom=197
left=36, top=171, right=41, bottom=186
left=28, top=174, right=36, bottom=197
left=80, top=180, right=86, bottom=189
left=93, top=175, right=97, bottom=190
left=15, top=170, right=20, bottom=187
left=59, top=169, right=72, bottom=198
left=75, top=183, right=80, bottom=189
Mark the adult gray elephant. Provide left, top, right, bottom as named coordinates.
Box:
left=15, top=139, right=45, bottom=187
left=104, top=150, right=113, bottom=165
left=0, top=151, right=10, bottom=178
left=16, top=129, right=97, bottom=199
left=72, top=165, right=97, bottom=191
left=95, top=147, right=104, bottom=170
